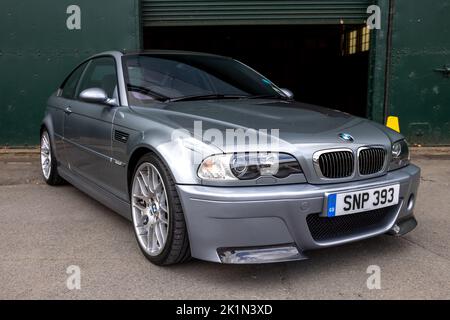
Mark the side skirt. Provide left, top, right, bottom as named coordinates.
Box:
left=58, top=165, right=132, bottom=221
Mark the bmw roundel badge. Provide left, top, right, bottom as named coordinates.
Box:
left=339, top=133, right=354, bottom=142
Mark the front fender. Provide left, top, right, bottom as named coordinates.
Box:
left=128, top=128, right=222, bottom=185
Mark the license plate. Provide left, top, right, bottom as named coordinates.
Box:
left=324, top=184, right=400, bottom=217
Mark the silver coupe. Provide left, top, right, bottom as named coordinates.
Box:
left=40, top=50, right=420, bottom=265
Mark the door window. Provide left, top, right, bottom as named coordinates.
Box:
left=77, top=57, right=119, bottom=100
left=60, top=62, right=87, bottom=99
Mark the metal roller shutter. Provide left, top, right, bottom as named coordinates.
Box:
left=141, top=0, right=374, bottom=27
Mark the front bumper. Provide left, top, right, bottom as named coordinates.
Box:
left=176, top=164, right=420, bottom=263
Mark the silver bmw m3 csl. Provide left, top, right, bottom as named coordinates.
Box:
left=40, top=50, right=420, bottom=265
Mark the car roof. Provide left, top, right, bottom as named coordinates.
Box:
left=122, top=49, right=230, bottom=59
left=78, top=50, right=233, bottom=74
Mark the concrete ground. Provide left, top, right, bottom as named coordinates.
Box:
left=0, top=147, right=449, bottom=300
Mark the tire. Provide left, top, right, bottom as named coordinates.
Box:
left=40, top=129, right=64, bottom=186
left=130, top=153, right=191, bottom=265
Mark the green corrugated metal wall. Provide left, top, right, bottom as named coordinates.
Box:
left=142, top=0, right=372, bottom=26
left=0, top=0, right=140, bottom=145
left=387, top=0, right=450, bottom=145
left=366, top=0, right=389, bottom=125
left=1, top=0, right=448, bottom=145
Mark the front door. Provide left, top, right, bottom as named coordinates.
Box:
left=54, top=61, right=88, bottom=166
left=64, top=56, right=119, bottom=192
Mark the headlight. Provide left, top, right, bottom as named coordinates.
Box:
left=389, top=139, right=410, bottom=171
left=197, top=154, right=237, bottom=181
left=197, top=152, right=302, bottom=181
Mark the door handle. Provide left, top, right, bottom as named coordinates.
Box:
left=64, top=107, right=73, bottom=114
left=434, top=65, right=450, bottom=78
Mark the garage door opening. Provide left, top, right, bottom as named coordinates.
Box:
left=143, top=24, right=370, bottom=117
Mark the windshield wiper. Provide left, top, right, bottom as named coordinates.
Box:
left=168, top=94, right=247, bottom=102
left=127, top=84, right=169, bottom=102
left=243, top=94, right=287, bottom=100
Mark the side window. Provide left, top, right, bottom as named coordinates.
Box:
left=77, top=57, right=118, bottom=100
left=61, top=62, right=87, bottom=99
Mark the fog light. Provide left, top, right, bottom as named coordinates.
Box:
left=407, top=194, right=415, bottom=211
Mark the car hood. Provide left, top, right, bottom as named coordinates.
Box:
left=129, top=99, right=401, bottom=148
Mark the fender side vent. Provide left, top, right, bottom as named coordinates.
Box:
left=114, top=130, right=129, bottom=143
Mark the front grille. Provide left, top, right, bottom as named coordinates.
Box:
left=318, top=151, right=354, bottom=179
left=306, top=207, right=393, bottom=242
left=359, top=148, right=386, bottom=175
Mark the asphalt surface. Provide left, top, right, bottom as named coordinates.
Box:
left=0, top=148, right=449, bottom=299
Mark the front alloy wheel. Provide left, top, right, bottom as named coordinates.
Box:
left=131, top=154, right=191, bottom=265
left=132, top=162, right=169, bottom=256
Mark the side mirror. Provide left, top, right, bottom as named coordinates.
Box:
left=280, top=88, right=294, bottom=100
left=79, top=88, right=117, bottom=106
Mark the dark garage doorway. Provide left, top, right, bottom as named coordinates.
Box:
left=143, top=25, right=370, bottom=117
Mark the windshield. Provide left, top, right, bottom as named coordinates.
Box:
left=122, top=53, right=285, bottom=106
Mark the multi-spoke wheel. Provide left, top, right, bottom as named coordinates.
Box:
left=41, top=132, right=52, bottom=180
left=40, top=129, right=64, bottom=185
left=130, top=154, right=191, bottom=265
left=132, top=162, right=169, bottom=256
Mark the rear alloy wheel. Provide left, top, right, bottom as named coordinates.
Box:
left=40, top=130, right=64, bottom=185
left=131, top=154, right=191, bottom=265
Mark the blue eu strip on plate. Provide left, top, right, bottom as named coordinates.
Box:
left=327, top=194, right=337, bottom=217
